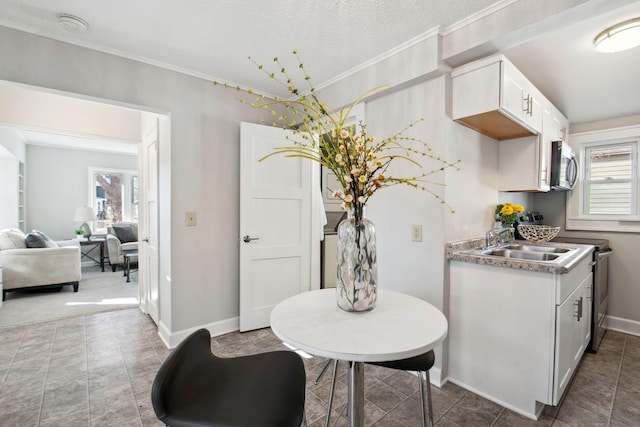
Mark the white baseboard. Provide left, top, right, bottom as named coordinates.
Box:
left=605, top=315, right=640, bottom=337
left=157, top=316, right=240, bottom=349
left=158, top=320, right=172, bottom=348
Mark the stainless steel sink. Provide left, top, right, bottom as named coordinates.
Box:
left=462, top=243, right=578, bottom=263
left=501, top=244, right=571, bottom=254
left=481, top=248, right=560, bottom=261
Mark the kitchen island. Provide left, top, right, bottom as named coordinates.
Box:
left=446, top=239, right=594, bottom=420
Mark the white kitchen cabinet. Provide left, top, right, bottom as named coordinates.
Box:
left=449, top=253, right=593, bottom=419
left=452, top=54, right=543, bottom=140
left=498, top=135, right=548, bottom=191
left=502, top=59, right=543, bottom=133
left=497, top=100, right=569, bottom=192
left=554, top=272, right=592, bottom=400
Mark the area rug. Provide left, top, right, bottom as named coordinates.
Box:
left=0, top=265, right=139, bottom=328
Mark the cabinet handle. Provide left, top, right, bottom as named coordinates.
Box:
left=574, top=297, right=583, bottom=321
left=523, top=95, right=531, bottom=114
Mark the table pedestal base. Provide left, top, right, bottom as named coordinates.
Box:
left=348, top=361, right=365, bottom=427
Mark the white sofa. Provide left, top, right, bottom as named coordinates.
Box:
left=0, top=228, right=81, bottom=301
left=105, top=222, right=138, bottom=272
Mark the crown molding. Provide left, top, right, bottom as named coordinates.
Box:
left=442, top=0, right=520, bottom=35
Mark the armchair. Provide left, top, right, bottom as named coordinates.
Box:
left=105, top=222, right=138, bottom=272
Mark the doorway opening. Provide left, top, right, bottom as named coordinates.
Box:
left=0, top=80, right=170, bottom=327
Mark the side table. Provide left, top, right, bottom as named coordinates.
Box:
left=79, top=239, right=105, bottom=272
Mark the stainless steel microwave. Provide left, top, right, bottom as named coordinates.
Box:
left=550, top=140, right=578, bottom=190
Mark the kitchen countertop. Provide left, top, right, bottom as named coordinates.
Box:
left=446, top=237, right=594, bottom=274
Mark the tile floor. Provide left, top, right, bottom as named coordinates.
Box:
left=0, top=308, right=638, bottom=426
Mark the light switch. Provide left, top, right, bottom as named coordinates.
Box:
left=412, top=224, right=422, bottom=242
left=186, top=211, right=197, bottom=226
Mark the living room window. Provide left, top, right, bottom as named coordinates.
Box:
left=89, top=167, right=138, bottom=234
left=566, top=125, right=640, bottom=232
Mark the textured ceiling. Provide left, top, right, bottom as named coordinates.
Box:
left=0, top=0, right=499, bottom=95
left=0, top=0, right=639, bottom=136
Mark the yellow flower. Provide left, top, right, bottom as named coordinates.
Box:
left=358, top=175, right=367, bottom=183
left=513, top=205, right=525, bottom=213
left=340, top=129, right=349, bottom=139
left=501, top=205, right=514, bottom=215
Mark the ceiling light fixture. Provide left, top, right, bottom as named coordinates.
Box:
left=57, top=13, right=89, bottom=33
left=593, top=17, right=640, bottom=53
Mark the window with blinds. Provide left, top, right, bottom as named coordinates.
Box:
left=567, top=126, right=640, bottom=232
left=584, top=142, right=636, bottom=215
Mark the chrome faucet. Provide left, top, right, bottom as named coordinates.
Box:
left=486, top=227, right=514, bottom=248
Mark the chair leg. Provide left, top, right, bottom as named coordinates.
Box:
left=418, top=370, right=434, bottom=427
left=315, top=359, right=332, bottom=385
left=324, top=359, right=339, bottom=427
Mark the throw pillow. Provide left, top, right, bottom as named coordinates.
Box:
left=0, top=228, right=27, bottom=250
left=112, top=224, right=137, bottom=243
left=25, top=230, right=58, bottom=248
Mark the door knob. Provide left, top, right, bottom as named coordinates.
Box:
left=242, top=235, right=260, bottom=243
left=143, top=238, right=150, bottom=243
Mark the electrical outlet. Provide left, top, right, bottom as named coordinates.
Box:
left=186, top=211, right=197, bottom=226
left=412, top=224, right=422, bottom=242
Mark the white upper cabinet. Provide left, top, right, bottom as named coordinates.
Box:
left=452, top=54, right=544, bottom=140
left=501, top=60, right=543, bottom=133
left=498, top=135, right=547, bottom=191
left=453, top=54, right=569, bottom=192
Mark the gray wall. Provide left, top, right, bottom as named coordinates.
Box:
left=0, top=25, right=264, bottom=339
left=532, top=114, right=640, bottom=327
left=1, top=0, right=637, bottom=348
left=25, top=145, right=137, bottom=240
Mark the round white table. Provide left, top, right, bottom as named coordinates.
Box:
left=270, top=289, right=448, bottom=427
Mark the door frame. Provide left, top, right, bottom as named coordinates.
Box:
left=0, top=79, right=170, bottom=327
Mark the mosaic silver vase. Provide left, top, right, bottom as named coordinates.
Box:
left=336, top=208, right=377, bottom=312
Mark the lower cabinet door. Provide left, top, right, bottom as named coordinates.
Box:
left=553, top=274, right=592, bottom=403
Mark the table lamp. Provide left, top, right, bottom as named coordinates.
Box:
left=74, top=206, right=96, bottom=239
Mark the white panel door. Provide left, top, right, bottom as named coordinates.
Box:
left=140, top=122, right=159, bottom=324
left=239, top=122, right=312, bottom=332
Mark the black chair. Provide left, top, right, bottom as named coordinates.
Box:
left=324, top=351, right=435, bottom=427
left=151, top=328, right=307, bottom=427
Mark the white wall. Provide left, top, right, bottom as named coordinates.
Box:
left=0, top=84, right=142, bottom=142
left=0, top=157, right=19, bottom=230
left=26, top=145, right=137, bottom=240
left=0, top=127, right=25, bottom=230
left=0, top=127, right=26, bottom=162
